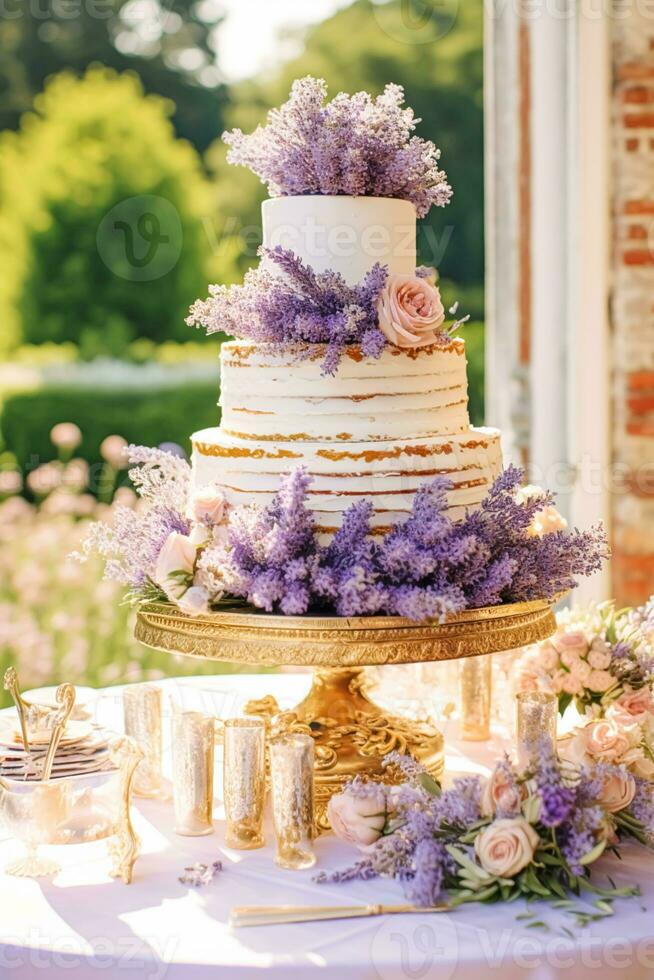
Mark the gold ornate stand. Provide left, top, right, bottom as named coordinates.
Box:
left=135, top=600, right=556, bottom=829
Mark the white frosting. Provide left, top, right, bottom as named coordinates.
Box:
left=220, top=340, right=470, bottom=441
left=262, top=196, right=416, bottom=285
left=191, top=337, right=503, bottom=537
left=192, top=426, right=503, bottom=538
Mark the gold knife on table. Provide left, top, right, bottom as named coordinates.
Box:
left=230, top=903, right=450, bottom=928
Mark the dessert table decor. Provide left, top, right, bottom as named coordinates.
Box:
left=78, top=76, right=609, bottom=823
left=170, top=704, right=215, bottom=837
left=516, top=690, right=558, bottom=767
left=0, top=734, right=143, bottom=882
left=122, top=683, right=165, bottom=799
left=223, top=716, right=266, bottom=849
left=269, top=732, right=316, bottom=870
left=323, top=745, right=654, bottom=919
left=460, top=654, right=492, bottom=741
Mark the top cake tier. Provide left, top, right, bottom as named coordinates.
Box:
left=262, top=195, right=417, bottom=285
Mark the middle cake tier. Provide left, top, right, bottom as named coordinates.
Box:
left=191, top=340, right=503, bottom=537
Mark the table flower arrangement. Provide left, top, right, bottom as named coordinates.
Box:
left=320, top=746, right=654, bottom=922
left=78, top=446, right=607, bottom=623
left=514, top=600, right=654, bottom=781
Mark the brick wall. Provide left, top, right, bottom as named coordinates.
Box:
left=612, top=13, right=654, bottom=605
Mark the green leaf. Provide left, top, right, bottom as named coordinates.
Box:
left=418, top=772, right=442, bottom=796
left=579, top=839, right=606, bottom=866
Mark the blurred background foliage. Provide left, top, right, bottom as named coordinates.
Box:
left=0, top=0, right=484, bottom=692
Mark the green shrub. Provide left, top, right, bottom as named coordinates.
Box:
left=0, top=68, right=214, bottom=355
left=0, top=383, right=220, bottom=486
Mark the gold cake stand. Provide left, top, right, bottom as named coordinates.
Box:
left=135, top=599, right=555, bottom=829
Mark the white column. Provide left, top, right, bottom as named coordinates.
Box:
left=484, top=0, right=526, bottom=468
left=485, top=2, right=612, bottom=602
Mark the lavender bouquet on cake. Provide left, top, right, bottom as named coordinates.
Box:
left=222, top=77, right=452, bottom=217
left=78, top=449, right=608, bottom=624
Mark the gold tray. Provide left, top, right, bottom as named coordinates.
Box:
left=135, top=598, right=556, bottom=668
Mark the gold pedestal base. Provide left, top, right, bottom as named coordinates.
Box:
left=135, top=599, right=557, bottom=828
left=245, top=667, right=444, bottom=831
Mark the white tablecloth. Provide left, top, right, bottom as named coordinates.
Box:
left=2, top=674, right=654, bottom=980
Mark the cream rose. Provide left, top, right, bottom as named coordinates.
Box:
left=530, top=504, right=568, bottom=538
left=474, top=818, right=540, bottom=879
left=597, top=769, right=636, bottom=813
left=154, top=532, right=197, bottom=601
left=480, top=766, right=524, bottom=818
left=376, top=275, right=445, bottom=349
left=328, top=788, right=387, bottom=848
left=188, top=486, right=226, bottom=526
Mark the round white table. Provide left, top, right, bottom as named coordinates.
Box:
left=2, top=674, right=654, bottom=980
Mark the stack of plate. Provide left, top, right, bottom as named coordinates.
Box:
left=0, top=718, right=116, bottom=781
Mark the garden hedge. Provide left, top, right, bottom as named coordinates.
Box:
left=0, top=383, right=220, bottom=490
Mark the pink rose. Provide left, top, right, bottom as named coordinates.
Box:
left=480, top=766, right=525, bottom=818
left=560, top=673, right=583, bottom=696
left=552, top=631, right=589, bottom=659
left=597, top=768, right=636, bottom=813
left=178, top=585, right=210, bottom=617
left=328, top=788, right=387, bottom=848
left=537, top=642, right=560, bottom=672
left=376, top=275, right=445, bottom=349
left=588, top=669, right=614, bottom=693
left=474, top=818, right=540, bottom=879
left=588, top=648, right=612, bottom=670
left=615, top=688, right=654, bottom=723
left=565, top=718, right=642, bottom=766
left=188, top=486, right=226, bottom=526
left=154, top=532, right=197, bottom=601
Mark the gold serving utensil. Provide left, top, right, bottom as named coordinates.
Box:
left=41, top=684, right=76, bottom=782
left=3, top=667, right=31, bottom=753
left=229, top=902, right=451, bottom=928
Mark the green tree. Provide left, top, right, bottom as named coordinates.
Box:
left=0, top=67, right=215, bottom=355
left=207, top=0, right=484, bottom=311
left=0, top=0, right=227, bottom=150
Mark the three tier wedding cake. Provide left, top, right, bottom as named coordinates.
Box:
left=82, top=78, right=606, bottom=622
left=189, top=83, right=502, bottom=537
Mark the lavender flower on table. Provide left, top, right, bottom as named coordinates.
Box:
left=223, top=77, right=452, bottom=218
left=187, top=246, right=390, bottom=375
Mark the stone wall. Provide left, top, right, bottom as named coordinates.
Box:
left=611, top=12, right=654, bottom=604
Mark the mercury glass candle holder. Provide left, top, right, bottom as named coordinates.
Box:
left=123, top=684, right=164, bottom=798
left=223, top=717, right=266, bottom=850
left=459, top=655, right=492, bottom=741
left=516, top=691, right=558, bottom=768
left=171, top=706, right=215, bottom=837
left=270, top=733, right=316, bottom=870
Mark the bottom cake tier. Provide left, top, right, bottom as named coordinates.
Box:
left=191, top=425, right=503, bottom=537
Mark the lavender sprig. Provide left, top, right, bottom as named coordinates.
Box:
left=187, top=246, right=389, bottom=376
